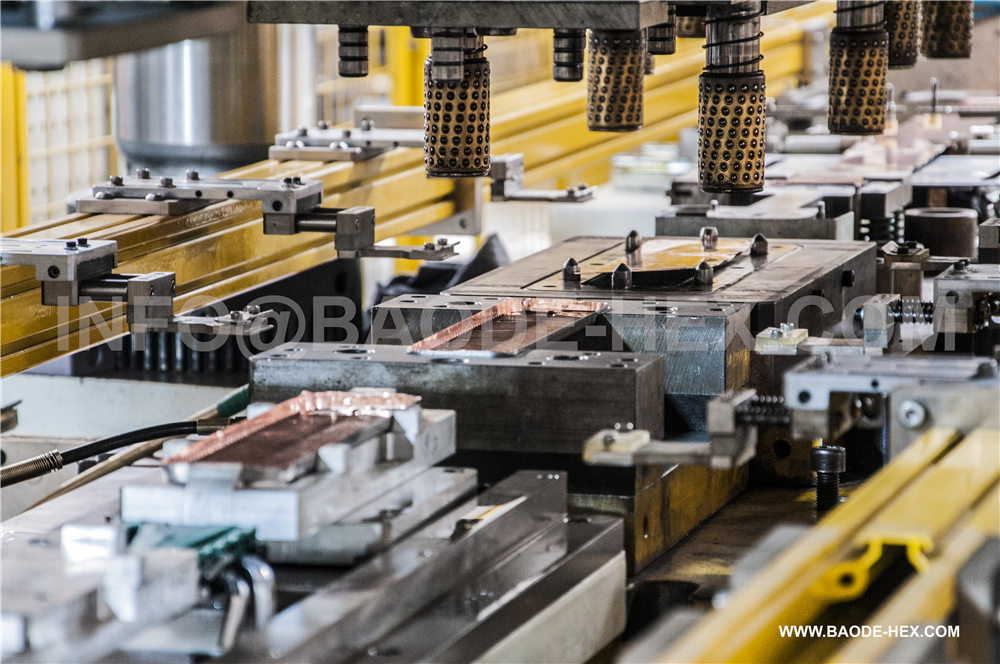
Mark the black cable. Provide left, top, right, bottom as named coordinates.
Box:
left=1, top=420, right=199, bottom=486
left=61, top=422, right=198, bottom=465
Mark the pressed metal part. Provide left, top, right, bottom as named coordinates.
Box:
left=409, top=297, right=607, bottom=355
left=165, top=390, right=419, bottom=466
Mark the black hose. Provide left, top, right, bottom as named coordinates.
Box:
left=61, top=422, right=198, bottom=464
left=1, top=421, right=199, bottom=486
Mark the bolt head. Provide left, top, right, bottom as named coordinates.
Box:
left=897, top=399, right=927, bottom=429
left=810, top=445, right=846, bottom=473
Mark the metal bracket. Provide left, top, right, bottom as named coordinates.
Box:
left=70, top=170, right=454, bottom=260
left=489, top=154, right=595, bottom=202
left=270, top=121, right=423, bottom=162
left=340, top=238, right=460, bottom=260
left=0, top=238, right=272, bottom=336
left=583, top=390, right=758, bottom=470
left=79, top=171, right=324, bottom=220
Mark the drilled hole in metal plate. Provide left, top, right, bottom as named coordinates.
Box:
left=337, top=348, right=373, bottom=355
left=551, top=354, right=588, bottom=361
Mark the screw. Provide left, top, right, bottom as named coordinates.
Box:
left=65, top=240, right=77, bottom=250
left=954, top=259, right=970, bottom=272
left=136, top=168, right=150, bottom=179
left=159, top=176, right=173, bottom=187
left=811, top=445, right=846, bottom=514
left=317, top=120, right=330, bottom=130
left=77, top=237, right=88, bottom=246
left=437, top=237, right=448, bottom=246
left=94, top=191, right=113, bottom=200
left=296, top=125, right=308, bottom=137
left=768, top=328, right=781, bottom=338
left=145, top=193, right=163, bottom=201
left=186, top=170, right=199, bottom=181
left=109, top=175, right=123, bottom=186
left=424, top=242, right=436, bottom=250
left=779, top=322, right=795, bottom=337
left=359, top=118, right=373, bottom=131
left=897, top=399, right=927, bottom=429
left=292, top=176, right=302, bottom=185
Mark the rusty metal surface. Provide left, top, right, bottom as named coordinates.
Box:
left=165, top=390, right=419, bottom=466
left=409, top=297, right=607, bottom=355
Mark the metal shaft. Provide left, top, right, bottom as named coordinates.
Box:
left=553, top=28, right=586, bottom=82
left=698, top=1, right=766, bottom=193
left=828, top=1, right=888, bottom=135
left=338, top=25, right=369, bottom=77
left=647, top=4, right=677, bottom=55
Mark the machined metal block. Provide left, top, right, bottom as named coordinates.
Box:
left=251, top=343, right=665, bottom=455
left=437, top=236, right=875, bottom=337
left=225, top=470, right=569, bottom=662
left=354, top=515, right=626, bottom=664
left=121, top=409, right=456, bottom=541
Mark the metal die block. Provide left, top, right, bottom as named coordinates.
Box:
left=225, top=470, right=568, bottom=661
left=120, top=409, right=456, bottom=541
left=264, top=467, right=478, bottom=565
left=353, top=515, right=626, bottom=664
left=251, top=343, right=665, bottom=455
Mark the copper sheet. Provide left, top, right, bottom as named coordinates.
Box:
left=165, top=390, right=419, bottom=466
left=586, top=238, right=749, bottom=274
left=196, top=413, right=388, bottom=469
left=409, top=297, right=607, bottom=354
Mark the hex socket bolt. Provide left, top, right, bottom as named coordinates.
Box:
left=811, top=445, right=846, bottom=514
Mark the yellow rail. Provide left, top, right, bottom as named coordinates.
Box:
left=0, top=5, right=832, bottom=375
left=658, top=426, right=999, bottom=664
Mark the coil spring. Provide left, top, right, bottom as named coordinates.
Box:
left=703, top=3, right=764, bottom=73
left=834, top=1, right=886, bottom=31
left=889, top=298, right=935, bottom=323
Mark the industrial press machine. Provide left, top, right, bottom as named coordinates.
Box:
left=1, top=1, right=998, bottom=662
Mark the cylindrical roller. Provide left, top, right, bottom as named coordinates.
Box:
left=921, top=0, right=973, bottom=59
left=586, top=29, right=645, bottom=131
left=886, top=0, right=921, bottom=67
left=424, top=52, right=490, bottom=177
left=698, top=1, right=766, bottom=193
left=648, top=5, right=677, bottom=54
left=338, top=25, right=369, bottom=77
left=698, top=72, right=766, bottom=192
left=676, top=15, right=706, bottom=39
left=553, top=28, right=586, bottom=81
left=828, top=1, right=888, bottom=135
left=904, top=207, right=978, bottom=258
